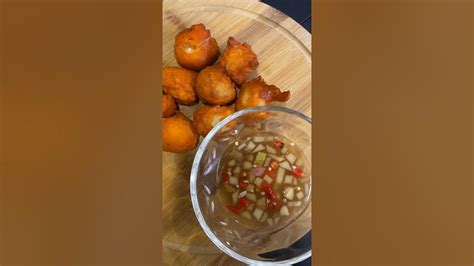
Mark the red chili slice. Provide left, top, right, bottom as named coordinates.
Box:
left=222, top=172, right=230, bottom=182
left=291, top=168, right=304, bottom=178
left=239, top=179, right=248, bottom=190
left=268, top=199, right=279, bottom=211
left=261, top=180, right=271, bottom=190
left=267, top=169, right=276, bottom=178
left=238, top=197, right=250, bottom=208
left=261, top=181, right=276, bottom=200
left=273, top=140, right=284, bottom=149
left=270, top=161, right=279, bottom=170
left=227, top=205, right=241, bottom=215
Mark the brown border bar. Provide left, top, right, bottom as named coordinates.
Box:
left=314, top=0, right=473, bottom=265
left=1, top=1, right=162, bottom=264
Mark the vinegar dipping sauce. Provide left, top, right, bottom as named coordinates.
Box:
left=216, top=132, right=311, bottom=231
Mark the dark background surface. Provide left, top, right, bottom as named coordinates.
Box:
left=262, top=1, right=312, bottom=265
left=262, top=0, right=312, bottom=32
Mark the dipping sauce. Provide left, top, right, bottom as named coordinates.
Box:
left=217, top=132, right=311, bottom=229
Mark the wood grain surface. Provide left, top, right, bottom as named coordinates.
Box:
left=162, top=1, right=311, bottom=265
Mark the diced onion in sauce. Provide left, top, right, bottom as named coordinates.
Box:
left=246, top=184, right=255, bottom=192
left=265, top=145, right=277, bottom=154
left=245, top=193, right=257, bottom=202
left=292, top=178, right=298, bottom=185
left=288, top=201, right=302, bottom=207
left=279, top=161, right=292, bottom=171
left=274, top=215, right=281, bottom=223
left=232, top=191, right=238, bottom=204
left=263, top=175, right=273, bottom=184
left=224, top=183, right=237, bottom=193
left=267, top=218, right=274, bottom=226
left=249, top=175, right=256, bottom=182
left=243, top=161, right=252, bottom=170
left=286, top=153, right=297, bottom=165
left=229, top=176, right=238, bottom=185
left=256, top=197, right=266, bottom=209
left=241, top=211, right=252, bottom=219
left=248, top=203, right=255, bottom=211
left=283, top=175, right=294, bottom=185
left=263, top=157, right=271, bottom=167
left=280, top=205, right=290, bottom=216
left=252, top=144, right=265, bottom=153
left=253, top=208, right=263, bottom=220
left=295, top=159, right=303, bottom=167
left=296, top=191, right=305, bottom=200
left=276, top=168, right=285, bottom=184
left=283, top=187, right=295, bottom=200
left=232, top=166, right=241, bottom=175
left=245, top=141, right=256, bottom=152
left=269, top=154, right=285, bottom=162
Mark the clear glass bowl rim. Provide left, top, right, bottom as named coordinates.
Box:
left=190, top=105, right=312, bottom=265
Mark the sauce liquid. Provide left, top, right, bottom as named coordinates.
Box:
left=216, top=132, right=311, bottom=230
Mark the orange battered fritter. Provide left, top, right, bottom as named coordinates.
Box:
left=195, top=65, right=236, bottom=106
left=163, top=112, right=199, bottom=153
left=193, top=105, right=234, bottom=136
left=236, top=76, right=290, bottom=110
left=162, top=66, right=198, bottom=105
left=174, top=23, right=220, bottom=71
left=217, top=37, right=259, bottom=85
left=162, top=94, right=177, bottom=118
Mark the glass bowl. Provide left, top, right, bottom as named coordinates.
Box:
left=190, top=106, right=312, bottom=265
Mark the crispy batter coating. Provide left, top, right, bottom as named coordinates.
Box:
left=193, top=105, right=234, bottom=136
left=217, top=37, right=259, bottom=85
left=163, top=66, right=198, bottom=105
left=163, top=112, right=199, bottom=153
left=195, top=65, right=236, bottom=105
left=174, top=23, right=220, bottom=71
left=235, top=76, right=290, bottom=111
left=162, top=94, right=177, bottom=118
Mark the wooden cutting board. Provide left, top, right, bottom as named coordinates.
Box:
left=162, top=1, right=311, bottom=265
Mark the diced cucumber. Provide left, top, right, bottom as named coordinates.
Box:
left=254, top=152, right=267, bottom=166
